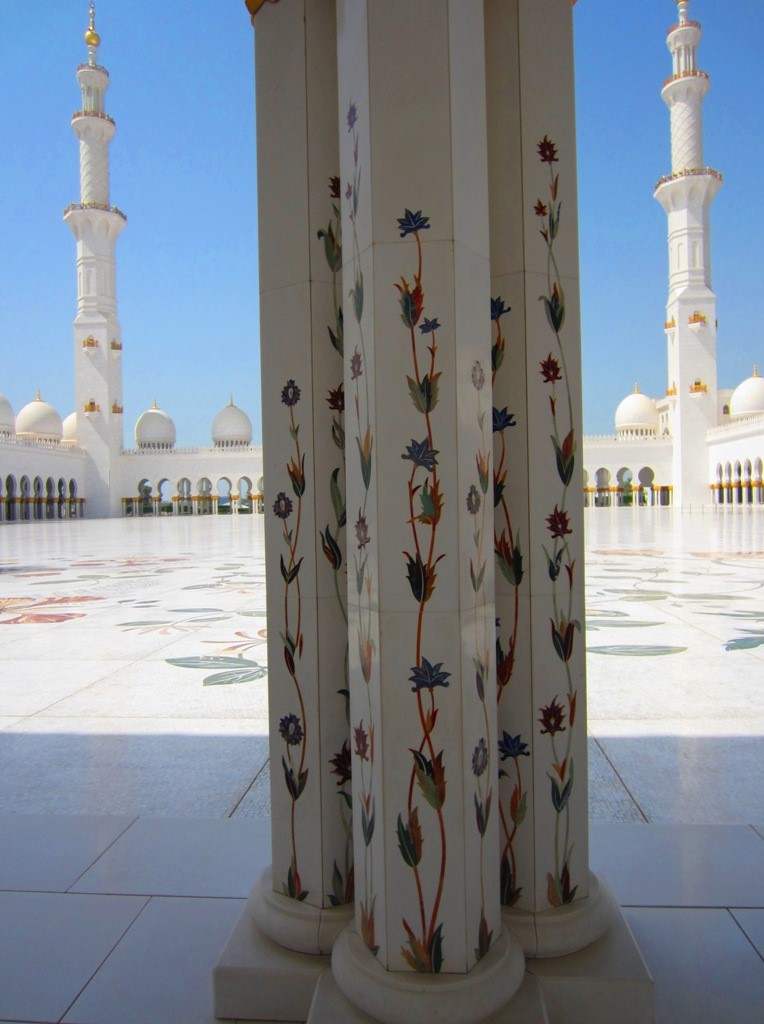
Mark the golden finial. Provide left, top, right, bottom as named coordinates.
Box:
left=754, top=365, right=760, bottom=378
left=35, top=389, right=42, bottom=401
left=84, top=3, right=101, bottom=49
left=152, top=397, right=158, bottom=410
left=245, top=0, right=281, bottom=19
left=229, top=395, right=234, bottom=407
left=634, top=382, right=640, bottom=393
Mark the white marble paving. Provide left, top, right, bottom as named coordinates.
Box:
left=624, top=907, right=764, bottom=1024
left=0, top=890, right=148, bottom=1023
left=70, top=817, right=271, bottom=898
left=62, top=896, right=245, bottom=1024
left=0, top=509, right=762, bottom=1021
left=0, top=509, right=761, bottom=823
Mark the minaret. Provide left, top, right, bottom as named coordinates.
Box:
left=654, top=0, right=722, bottom=508
left=64, top=3, right=126, bottom=518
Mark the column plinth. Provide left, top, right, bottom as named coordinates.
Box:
left=331, top=927, right=525, bottom=1024
left=251, top=868, right=353, bottom=955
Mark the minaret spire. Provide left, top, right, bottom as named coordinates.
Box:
left=655, top=0, right=721, bottom=508
left=63, top=5, right=126, bottom=517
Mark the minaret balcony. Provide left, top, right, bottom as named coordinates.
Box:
left=77, top=62, right=109, bottom=77
left=665, top=388, right=677, bottom=397
left=689, top=380, right=708, bottom=394
left=64, top=201, right=127, bottom=223
left=83, top=400, right=100, bottom=414
left=654, top=166, right=723, bottom=194
left=71, top=109, right=115, bottom=127
left=664, top=317, right=676, bottom=333
left=81, top=335, right=99, bottom=350
left=110, top=340, right=122, bottom=352
left=662, top=69, right=708, bottom=89
left=688, top=312, right=707, bottom=333
left=668, top=19, right=701, bottom=33
left=112, top=403, right=123, bottom=414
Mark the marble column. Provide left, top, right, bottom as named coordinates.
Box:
left=484, top=0, right=614, bottom=956
left=216, top=3, right=653, bottom=1022
left=325, top=2, right=524, bottom=1021
left=214, top=0, right=352, bottom=1019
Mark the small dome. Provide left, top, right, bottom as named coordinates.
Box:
left=62, top=412, right=78, bottom=445
left=135, top=400, right=176, bottom=449
left=0, top=393, right=15, bottom=435
left=729, top=366, right=764, bottom=418
left=212, top=397, right=252, bottom=448
left=615, top=385, right=659, bottom=437
left=16, top=392, right=63, bottom=441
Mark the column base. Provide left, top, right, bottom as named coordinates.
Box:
left=215, top=892, right=652, bottom=1023
left=307, top=970, right=548, bottom=1024
left=212, top=866, right=353, bottom=1021
left=252, top=866, right=354, bottom=954
left=306, top=898, right=652, bottom=1024
left=330, top=927, right=526, bottom=1024
left=502, top=872, right=615, bottom=958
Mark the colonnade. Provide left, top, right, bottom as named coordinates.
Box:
left=213, top=3, right=652, bottom=1023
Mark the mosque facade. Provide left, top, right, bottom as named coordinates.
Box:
left=1, top=1, right=761, bottom=523
left=583, top=0, right=764, bottom=510
left=0, top=6, right=263, bottom=523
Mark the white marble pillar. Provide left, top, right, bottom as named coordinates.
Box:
left=214, top=1, right=352, bottom=1019
left=325, top=2, right=524, bottom=1021
left=484, top=0, right=613, bottom=956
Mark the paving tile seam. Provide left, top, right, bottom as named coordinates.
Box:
left=590, top=736, right=649, bottom=822
left=64, top=817, right=140, bottom=894
left=227, top=755, right=270, bottom=818
left=728, top=909, right=764, bottom=965
left=53, top=895, right=152, bottom=1024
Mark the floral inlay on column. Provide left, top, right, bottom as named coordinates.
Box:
left=536, top=135, right=581, bottom=907
left=491, top=297, right=528, bottom=907
left=318, top=176, right=353, bottom=908
left=393, top=208, right=450, bottom=974
left=345, top=103, right=378, bottom=954
left=467, top=358, right=494, bottom=960
left=275, top=378, right=309, bottom=901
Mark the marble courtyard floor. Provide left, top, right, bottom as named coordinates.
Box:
left=0, top=509, right=762, bottom=1023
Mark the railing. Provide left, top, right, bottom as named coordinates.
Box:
left=668, top=20, right=701, bottom=33
left=662, top=69, right=709, bottom=89
left=688, top=312, right=707, bottom=325
left=708, top=411, right=764, bottom=438
left=654, top=167, right=722, bottom=191
left=64, top=202, right=127, bottom=222
left=689, top=383, right=708, bottom=394
left=0, top=434, right=84, bottom=453
left=70, top=108, right=113, bottom=125
left=82, top=336, right=99, bottom=348
left=77, top=62, right=109, bottom=76
left=112, top=404, right=123, bottom=414
left=110, top=340, right=122, bottom=351
left=121, top=445, right=264, bottom=455
left=665, top=388, right=677, bottom=396
left=664, top=318, right=676, bottom=329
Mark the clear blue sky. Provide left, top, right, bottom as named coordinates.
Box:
left=0, top=0, right=761, bottom=445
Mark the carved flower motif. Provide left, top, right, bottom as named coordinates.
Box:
left=281, top=379, right=301, bottom=407
left=546, top=505, right=571, bottom=539
left=273, top=492, right=293, bottom=519
left=537, top=135, right=558, bottom=164
left=539, top=697, right=566, bottom=736
left=279, top=713, right=303, bottom=746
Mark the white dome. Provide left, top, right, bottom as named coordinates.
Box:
left=62, top=412, right=78, bottom=444
left=615, top=386, right=659, bottom=437
left=0, top=393, right=15, bottom=435
left=729, top=368, right=764, bottom=418
left=15, top=393, right=63, bottom=441
left=135, top=401, right=176, bottom=449
left=212, top=397, right=252, bottom=447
